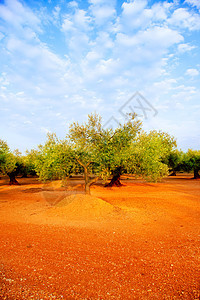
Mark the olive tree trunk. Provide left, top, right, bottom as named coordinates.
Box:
left=194, top=169, right=200, bottom=179
left=76, top=158, right=98, bottom=195
left=8, top=172, right=20, bottom=185
left=105, top=167, right=123, bottom=187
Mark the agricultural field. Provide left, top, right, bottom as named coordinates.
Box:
left=1, top=0, right=200, bottom=299
left=0, top=174, right=200, bottom=299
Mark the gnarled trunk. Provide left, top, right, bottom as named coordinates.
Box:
left=169, top=170, right=176, bottom=176
left=76, top=158, right=98, bottom=195
left=194, top=169, right=200, bottom=179
left=105, top=167, right=123, bottom=187
left=84, top=169, right=99, bottom=194
left=8, top=172, right=20, bottom=185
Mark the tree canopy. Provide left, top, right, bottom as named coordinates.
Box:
left=127, top=130, right=177, bottom=182
left=32, top=133, right=78, bottom=182
left=68, top=113, right=142, bottom=192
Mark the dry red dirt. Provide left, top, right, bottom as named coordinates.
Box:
left=0, top=175, right=200, bottom=299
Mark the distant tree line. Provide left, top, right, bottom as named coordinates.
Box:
left=0, top=113, right=199, bottom=193
left=164, top=149, right=200, bottom=179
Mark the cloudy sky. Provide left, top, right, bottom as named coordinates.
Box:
left=0, top=0, right=200, bottom=152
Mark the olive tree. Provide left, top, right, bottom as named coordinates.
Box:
left=164, top=149, right=184, bottom=176
left=68, top=113, right=142, bottom=193
left=0, top=139, right=19, bottom=184
left=128, top=131, right=177, bottom=182
left=182, top=149, right=200, bottom=179
left=33, top=133, right=77, bottom=181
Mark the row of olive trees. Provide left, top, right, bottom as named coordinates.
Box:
left=1, top=113, right=199, bottom=192
left=164, top=149, right=200, bottom=179
left=0, top=139, right=36, bottom=185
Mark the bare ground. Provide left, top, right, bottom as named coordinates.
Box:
left=0, top=175, right=200, bottom=299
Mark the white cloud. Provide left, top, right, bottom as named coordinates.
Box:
left=154, top=79, right=177, bottom=93
left=69, top=33, right=90, bottom=58
left=73, top=9, right=92, bottom=31
left=16, top=91, right=25, bottom=96
left=85, top=51, right=102, bottom=62
left=61, top=8, right=92, bottom=58
left=96, top=58, right=119, bottom=77
left=122, top=0, right=147, bottom=16
left=88, top=31, right=114, bottom=60
left=0, top=32, right=4, bottom=40
left=178, top=43, right=196, bottom=52
left=120, top=0, right=170, bottom=31
left=6, top=36, right=67, bottom=73
left=62, top=18, right=74, bottom=31
left=136, top=26, right=183, bottom=48
left=185, top=0, right=200, bottom=9
left=53, top=6, right=61, bottom=21
left=151, top=3, right=168, bottom=20
left=168, top=8, right=200, bottom=30
left=62, top=9, right=92, bottom=33
left=24, top=120, right=33, bottom=125
left=89, top=0, right=116, bottom=26
left=68, top=1, right=78, bottom=8
left=7, top=37, right=40, bottom=58
left=115, top=26, right=183, bottom=69
left=121, top=1, right=150, bottom=30
left=89, top=0, right=116, bottom=5
left=0, top=0, right=41, bottom=32
left=185, top=68, right=199, bottom=76
left=41, top=127, right=51, bottom=134
left=0, top=72, right=10, bottom=86
left=172, top=84, right=197, bottom=98
left=90, top=5, right=116, bottom=25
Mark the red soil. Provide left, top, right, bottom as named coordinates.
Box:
left=0, top=175, right=200, bottom=299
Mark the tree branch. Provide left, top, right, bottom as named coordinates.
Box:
left=75, top=158, right=86, bottom=168
left=88, top=176, right=99, bottom=186
left=75, top=157, right=93, bottom=169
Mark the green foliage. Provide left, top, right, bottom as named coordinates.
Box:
left=164, top=149, right=184, bottom=173
left=33, top=133, right=77, bottom=181
left=25, top=149, right=40, bottom=174
left=68, top=113, right=142, bottom=181
left=182, top=149, right=200, bottom=177
left=0, top=139, right=16, bottom=175
left=128, top=131, right=177, bottom=182
left=0, top=141, right=35, bottom=181
left=12, top=149, right=27, bottom=177
left=67, top=114, right=178, bottom=186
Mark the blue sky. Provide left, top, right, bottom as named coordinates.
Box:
left=0, top=0, right=200, bottom=152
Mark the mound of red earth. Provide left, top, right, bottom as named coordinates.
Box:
left=42, top=194, right=123, bottom=222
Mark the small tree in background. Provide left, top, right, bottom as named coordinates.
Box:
left=164, top=149, right=184, bottom=176
left=22, top=150, right=37, bottom=177
left=0, top=139, right=19, bottom=185
left=182, top=149, right=200, bottom=179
